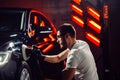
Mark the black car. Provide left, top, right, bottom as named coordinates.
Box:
left=0, top=8, right=64, bottom=80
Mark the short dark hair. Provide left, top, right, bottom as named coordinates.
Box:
left=57, top=23, right=76, bottom=38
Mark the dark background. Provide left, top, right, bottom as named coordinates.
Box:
left=0, top=0, right=71, bottom=27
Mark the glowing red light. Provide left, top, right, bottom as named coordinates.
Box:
left=73, top=0, right=81, bottom=5
left=72, top=15, right=84, bottom=28
left=40, top=21, right=45, bottom=27
left=87, top=19, right=101, bottom=34
left=87, top=7, right=100, bottom=21
left=70, top=4, right=83, bottom=16
left=49, top=34, right=56, bottom=42
left=42, top=44, right=54, bottom=53
left=34, top=16, right=38, bottom=25
left=85, top=32, right=100, bottom=47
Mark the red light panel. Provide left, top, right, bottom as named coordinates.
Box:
left=70, top=4, right=83, bottom=16
left=85, top=32, right=100, bottom=47
left=73, top=0, right=81, bottom=5
left=72, top=15, right=84, bottom=28
left=87, top=19, right=101, bottom=34
left=87, top=7, right=100, bottom=21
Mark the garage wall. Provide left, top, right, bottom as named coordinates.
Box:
left=0, top=0, right=71, bottom=27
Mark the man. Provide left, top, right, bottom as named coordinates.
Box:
left=22, top=23, right=99, bottom=80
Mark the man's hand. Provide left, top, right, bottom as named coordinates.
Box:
left=32, top=45, right=45, bottom=61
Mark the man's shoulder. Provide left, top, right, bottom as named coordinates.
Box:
left=76, top=40, right=88, bottom=45
left=75, top=40, right=90, bottom=50
left=72, top=40, right=89, bottom=50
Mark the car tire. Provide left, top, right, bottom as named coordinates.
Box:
left=17, top=61, right=32, bottom=80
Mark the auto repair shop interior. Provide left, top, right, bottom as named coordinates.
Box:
left=0, top=0, right=120, bottom=80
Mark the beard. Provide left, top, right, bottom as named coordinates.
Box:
left=61, top=38, right=67, bottom=50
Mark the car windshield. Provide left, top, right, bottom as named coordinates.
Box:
left=0, top=10, right=24, bottom=32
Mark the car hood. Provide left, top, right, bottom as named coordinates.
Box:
left=0, top=32, right=18, bottom=47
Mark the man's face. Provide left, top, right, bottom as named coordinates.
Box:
left=57, top=31, right=67, bottom=49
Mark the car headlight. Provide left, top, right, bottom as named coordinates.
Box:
left=0, top=52, right=10, bottom=66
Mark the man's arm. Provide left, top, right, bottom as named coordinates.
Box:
left=44, top=48, right=69, bottom=63
left=62, top=67, right=76, bottom=80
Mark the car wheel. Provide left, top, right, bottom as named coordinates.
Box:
left=17, top=61, right=32, bottom=80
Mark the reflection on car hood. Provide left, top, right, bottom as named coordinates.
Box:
left=0, top=32, right=18, bottom=46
